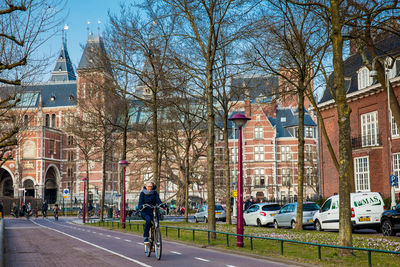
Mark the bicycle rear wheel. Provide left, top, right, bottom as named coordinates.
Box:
left=155, top=227, right=162, bottom=260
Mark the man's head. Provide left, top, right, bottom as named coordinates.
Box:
left=145, top=181, right=155, bottom=191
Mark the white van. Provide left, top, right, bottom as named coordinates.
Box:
left=313, top=192, right=384, bottom=231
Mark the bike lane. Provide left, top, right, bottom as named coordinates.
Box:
left=32, top=218, right=300, bottom=267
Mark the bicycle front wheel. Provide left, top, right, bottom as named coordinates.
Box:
left=155, top=227, right=162, bottom=260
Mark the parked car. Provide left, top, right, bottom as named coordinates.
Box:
left=381, top=202, right=400, bottom=236
left=194, top=204, right=226, bottom=222
left=244, top=203, right=281, bottom=227
left=274, top=202, right=320, bottom=229
left=313, top=192, right=384, bottom=232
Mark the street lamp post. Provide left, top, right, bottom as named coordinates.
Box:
left=229, top=113, right=251, bottom=247
left=82, top=177, right=88, bottom=223
left=371, top=59, right=397, bottom=208
left=119, top=160, right=130, bottom=229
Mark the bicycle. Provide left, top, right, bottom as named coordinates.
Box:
left=141, top=204, right=163, bottom=260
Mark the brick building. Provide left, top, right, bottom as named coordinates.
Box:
left=0, top=33, right=119, bottom=204
left=318, top=34, right=400, bottom=199
left=215, top=76, right=319, bottom=203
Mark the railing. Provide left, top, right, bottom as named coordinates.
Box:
left=87, top=219, right=400, bottom=267
left=351, top=133, right=382, bottom=149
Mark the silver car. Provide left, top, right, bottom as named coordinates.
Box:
left=244, top=203, right=281, bottom=227
left=194, top=204, right=226, bottom=222
left=274, top=202, right=320, bottom=229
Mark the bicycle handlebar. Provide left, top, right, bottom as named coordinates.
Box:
left=140, top=203, right=165, bottom=211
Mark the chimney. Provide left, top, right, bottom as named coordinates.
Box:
left=245, top=99, right=251, bottom=118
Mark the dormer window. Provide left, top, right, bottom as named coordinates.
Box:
left=386, top=57, right=397, bottom=80
left=358, top=67, right=373, bottom=90
left=69, top=95, right=74, bottom=101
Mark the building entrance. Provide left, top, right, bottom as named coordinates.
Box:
left=45, top=167, right=58, bottom=204
left=0, top=168, right=14, bottom=197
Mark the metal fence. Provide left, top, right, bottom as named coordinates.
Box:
left=88, top=219, right=400, bottom=267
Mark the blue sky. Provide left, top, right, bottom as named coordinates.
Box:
left=41, top=0, right=128, bottom=80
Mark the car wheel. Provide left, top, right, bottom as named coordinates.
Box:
left=257, top=219, right=262, bottom=227
left=274, top=220, right=279, bottom=229
left=382, top=219, right=395, bottom=236
left=291, top=220, right=296, bottom=229
left=315, top=220, right=323, bottom=231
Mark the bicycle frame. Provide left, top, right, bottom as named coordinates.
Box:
left=142, top=204, right=163, bottom=260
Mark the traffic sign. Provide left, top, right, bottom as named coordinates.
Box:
left=63, top=189, right=69, bottom=195
left=390, top=175, right=398, bottom=187
left=232, top=190, right=237, bottom=197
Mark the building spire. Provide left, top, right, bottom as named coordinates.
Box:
left=49, top=26, right=76, bottom=82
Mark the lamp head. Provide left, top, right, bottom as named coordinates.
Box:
left=82, top=177, right=88, bottom=181
left=34, top=184, right=39, bottom=190
left=228, top=113, right=251, bottom=127
left=119, top=160, right=130, bottom=168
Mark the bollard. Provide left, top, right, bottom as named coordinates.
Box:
left=166, top=226, right=168, bottom=237
left=178, top=228, right=180, bottom=238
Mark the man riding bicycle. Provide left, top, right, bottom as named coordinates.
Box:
left=138, top=181, right=164, bottom=245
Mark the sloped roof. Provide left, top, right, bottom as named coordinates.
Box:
left=17, top=82, right=77, bottom=108
left=268, top=108, right=317, bottom=138
left=78, top=34, right=111, bottom=72
left=49, top=40, right=76, bottom=82
left=231, top=76, right=278, bottom=101
left=319, top=33, right=400, bottom=104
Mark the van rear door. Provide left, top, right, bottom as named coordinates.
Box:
left=352, top=193, right=384, bottom=227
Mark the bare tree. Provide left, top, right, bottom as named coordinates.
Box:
left=0, top=0, right=65, bottom=166
left=249, top=0, right=328, bottom=229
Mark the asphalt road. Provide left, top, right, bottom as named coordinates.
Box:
left=4, top=217, right=300, bottom=267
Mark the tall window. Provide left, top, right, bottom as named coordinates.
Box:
left=217, top=147, right=224, bottom=161
left=254, top=168, right=265, bottom=188
left=45, top=114, right=50, bottom=127
left=392, top=115, right=399, bottom=137
left=230, top=148, right=238, bottom=163
left=254, top=146, right=264, bottom=161
left=305, top=145, right=313, bottom=161
left=24, top=115, right=29, bottom=127
left=67, top=167, right=73, bottom=178
left=393, top=153, right=400, bottom=189
left=281, top=146, right=290, bottom=161
left=305, top=127, right=313, bottom=138
left=51, top=114, right=56, bottom=128
left=67, top=136, right=74, bottom=146
left=354, top=156, right=370, bottom=191
left=361, top=111, right=378, bottom=147
left=306, top=168, right=314, bottom=185
left=358, top=67, right=372, bottom=89
left=282, top=168, right=290, bottom=186
left=49, top=140, right=54, bottom=155
left=67, top=151, right=74, bottom=161
left=254, top=127, right=263, bottom=139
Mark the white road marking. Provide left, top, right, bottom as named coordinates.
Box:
left=136, top=242, right=144, bottom=246
left=31, top=221, right=152, bottom=267
left=226, top=265, right=236, bottom=267
left=106, top=235, right=112, bottom=237
left=195, top=257, right=210, bottom=262
left=114, top=237, right=121, bottom=240
left=124, top=239, right=132, bottom=242
left=170, top=251, right=182, bottom=255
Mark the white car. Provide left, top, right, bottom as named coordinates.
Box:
left=243, top=203, right=281, bottom=226
left=313, top=192, right=384, bottom=231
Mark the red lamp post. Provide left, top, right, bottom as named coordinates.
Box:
left=229, top=113, right=250, bottom=247
left=82, top=177, right=88, bottom=224
left=119, top=160, right=130, bottom=228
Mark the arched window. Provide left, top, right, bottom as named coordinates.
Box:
left=357, top=67, right=373, bottom=89
left=45, top=114, right=50, bottom=127
left=51, top=114, right=56, bottom=128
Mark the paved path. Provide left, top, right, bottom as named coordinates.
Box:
left=4, top=217, right=302, bottom=267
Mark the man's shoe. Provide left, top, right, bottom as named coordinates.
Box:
left=144, top=238, right=150, bottom=246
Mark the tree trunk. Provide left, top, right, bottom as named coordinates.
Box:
left=206, top=66, right=216, bottom=239
left=184, top=139, right=190, bottom=223
left=295, top=88, right=305, bottom=230
left=331, top=0, right=353, bottom=253
left=100, top=135, right=107, bottom=222
left=85, top=160, right=89, bottom=222
left=152, top=96, right=160, bottom=191
left=223, top=116, right=232, bottom=224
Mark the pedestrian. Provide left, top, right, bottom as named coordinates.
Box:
left=42, top=201, right=48, bottom=217
left=244, top=198, right=251, bottom=210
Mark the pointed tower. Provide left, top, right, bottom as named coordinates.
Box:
left=49, top=29, right=76, bottom=82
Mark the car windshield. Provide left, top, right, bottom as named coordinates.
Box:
left=216, top=205, right=224, bottom=211
left=262, top=204, right=281, bottom=211
left=303, top=203, right=320, bottom=211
